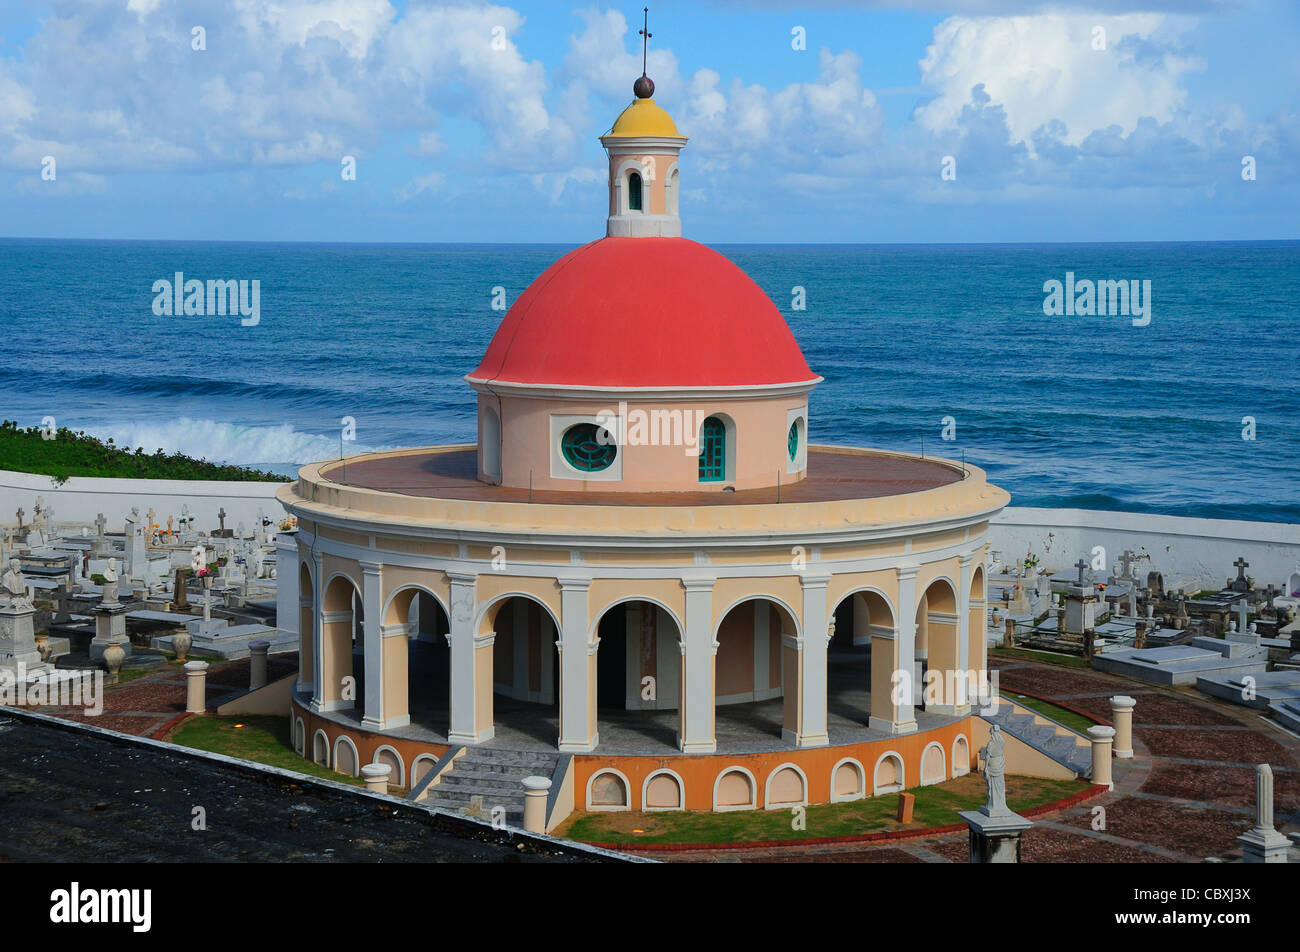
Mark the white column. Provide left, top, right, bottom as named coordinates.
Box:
left=679, top=578, right=717, bottom=753
left=894, top=564, right=919, bottom=733
left=793, top=574, right=830, bottom=747
left=275, top=534, right=299, bottom=660
left=360, top=561, right=385, bottom=730
left=956, top=554, right=974, bottom=715
left=447, top=572, right=491, bottom=743
left=309, top=550, right=325, bottom=710
left=558, top=577, right=595, bottom=752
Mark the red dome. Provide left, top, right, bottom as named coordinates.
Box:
left=467, top=238, right=819, bottom=389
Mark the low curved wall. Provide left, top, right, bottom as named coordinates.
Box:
left=989, top=507, right=1300, bottom=591
left=0, top=468, right=285, bottom=534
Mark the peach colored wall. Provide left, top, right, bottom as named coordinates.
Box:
left=574, top=717, right=975, bottom=811
left=587, top=578, right=686, bottom=633
left=475, top=576, right=561, bottom=634
left=380, top=565, right=450, bottom=616
left=606, top=152, right=673, bottom=216
left=483, top=392, right=811, bottom=493
left=717, top=603, right=755, bottom=696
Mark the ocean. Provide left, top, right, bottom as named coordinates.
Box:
left=1, top=238, right=1296, bottom=522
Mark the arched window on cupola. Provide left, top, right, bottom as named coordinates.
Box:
left=628, top=171, right=643, bottom=212
left=699, top=416, right=726, bottom=482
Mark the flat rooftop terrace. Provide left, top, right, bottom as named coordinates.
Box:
left=319, top=446, right=964, bottom=507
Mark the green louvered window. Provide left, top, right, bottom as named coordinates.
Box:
left=628, top=172, right=643, bottom=211
left=788, top=420, right=800, bottom=462
left=561, top=423, right=617, bottom=472
left=699, top=417, right=726, bottom=482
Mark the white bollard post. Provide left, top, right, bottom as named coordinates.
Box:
left=1088, top=725, right=1115, bottom=789
left=184, top=660, right=209, bottom=714
left=361, top=763, right=391, bottom=795
left=1110, top=696, right=1136, bottom=759
left=522, top=775, right=552, bottom=834
left=249, top=640, right=270, bottom=690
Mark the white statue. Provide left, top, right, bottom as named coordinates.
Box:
left=102, top=558, right=121, bottom=606
left=1, top=558, right=34, bottom=610
left=980, top=724, right=1009, bottom=817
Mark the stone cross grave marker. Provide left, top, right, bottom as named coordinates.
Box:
left=1074, top=559, right=1090, bottom=586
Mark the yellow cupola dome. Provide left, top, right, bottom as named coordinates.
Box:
left=606, top=97, right=684, bottom=139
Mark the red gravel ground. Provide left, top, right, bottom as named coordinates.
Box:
left=1018, top=827, right=1170, bottom=863
left=1134, top=727, right=1294, bottom=764
left=1056, top=796, right=1253, bottom=858
left=1142, top=763, right=1300, bottom=812
left=992, top=664, right=1127, bottom=698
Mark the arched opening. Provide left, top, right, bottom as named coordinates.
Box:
left=385, top=586, right=451, bottom=737
left=643, top=770, right=684, bottom=811
left=917, top=578, right=961, bottom=714
left=627, top=171, right=643, bottom=211
left=764, top=764, right=807, bottom=809
left=828, top=589, right=895, bottom=731
left=481, top=406, right=501, bottom=480
left=1288, top=571, right=1300, bottom=597
left=666, top=167, right=679, bottom=216
left=320, top=574, right=362, bottom=711
left=714, top=597, right=796, bottom=741
left=920, top=742, right=945, bottom=786
left=714, top=767, right=756, bottom=811
left=952, top=735, right=971, bottom=777
left=592, top=598, right=682, bottom=749
left=587, top=769, right=630, bottom=811
left=372, top=747, right=404, bottom=789
left=489, top=595, right=560, bottom=746
left=831, top=759, right=865, bottom=802
left=873, top=752, right=904, bottom=796
left=312, top=730, right=329, bottom=766
left=333, top=736, right=359, bottom=777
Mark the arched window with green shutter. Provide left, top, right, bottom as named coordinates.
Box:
left=788, top=420, right=800, bottom=462
left=699, top=416, right=726, bottom=482
left=628, top=171, right=643, bottom=211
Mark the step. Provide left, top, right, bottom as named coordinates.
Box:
left=436, top=773, right=532, bottom=795
left=454, top=757, right=556, bottom=776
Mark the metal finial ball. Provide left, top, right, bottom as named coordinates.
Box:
left=634, top=75, right=655, bottom=99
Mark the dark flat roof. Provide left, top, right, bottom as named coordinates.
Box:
left=321, top=447, right=964, bottom=507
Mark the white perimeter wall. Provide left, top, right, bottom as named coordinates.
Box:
left=990, top=507, right=1300, bottom=591
left=1, top=467, right=1297, bottom=589
left=0, top=468, right=286, bottom=534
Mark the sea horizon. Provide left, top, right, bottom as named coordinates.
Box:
left=2, top=236, right=1297, bottom=524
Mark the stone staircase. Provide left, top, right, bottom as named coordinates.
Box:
left=420, top=747, right=560, bottom=825
left=983, top=703, right=1093, bottom=778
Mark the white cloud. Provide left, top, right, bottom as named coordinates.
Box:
left=916, top=14, right=1204, bottom=147
left=395, top=169, right=446, bottom=201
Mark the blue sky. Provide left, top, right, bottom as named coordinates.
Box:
left=0, top=0, right=1296, bottom=243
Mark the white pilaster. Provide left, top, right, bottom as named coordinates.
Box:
left=275, top=534, right=299, bottom=673
left=309, top=550, right=325, bottom=711
left=558, top=577, right=596, bottom=752
left=955, top=554, right=974, bottom=715
left=679, top=578, right=717, bottom=753
left=888, top=564, right=920, bottom=734
left=360, top=561, right=385, bottom=730
left=792, top=574, right=830, bottom=747
left=447, top=572, right=491, bottom=743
